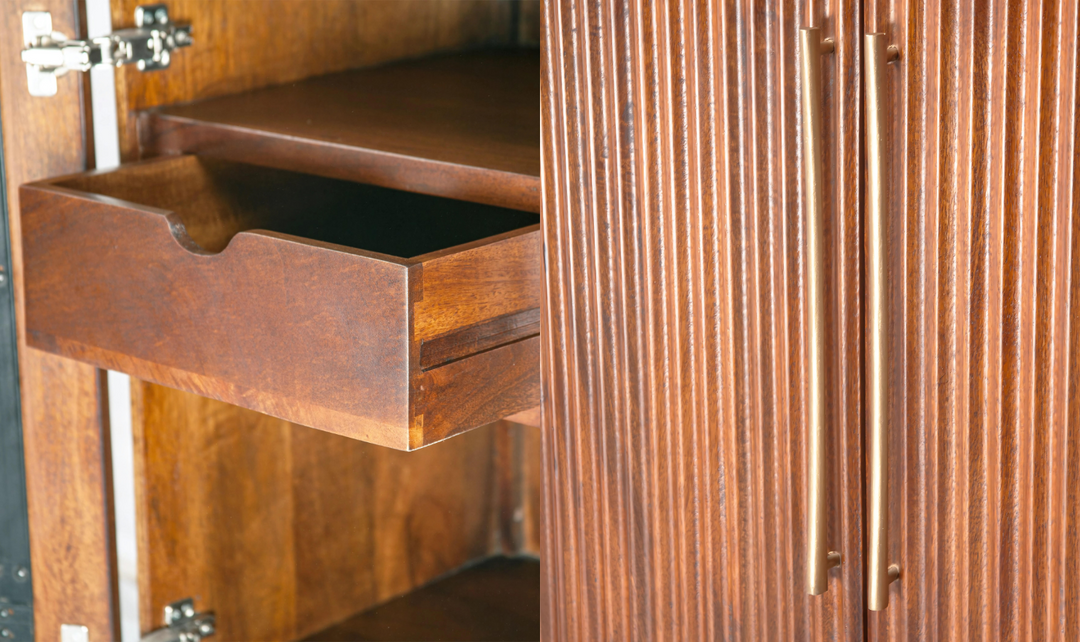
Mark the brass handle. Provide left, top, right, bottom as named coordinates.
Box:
left=864, top=32, right=901, bottom=611
left=799, top=27, right=840, bottom=596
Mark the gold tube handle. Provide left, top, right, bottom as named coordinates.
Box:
left=864, top=32, right=901, bottom=611
left=799, top=27, right=840, bottom=597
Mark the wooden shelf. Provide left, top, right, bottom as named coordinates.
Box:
left=139, top=49, right=541, bottom=213
left=22, top=156, right=540, bottom=450
left=302, top=557, right=540, bottom=642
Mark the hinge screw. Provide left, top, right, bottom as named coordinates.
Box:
left=12, top=567, right=27, bottom=582
left=0, top=609, right=10, bottom=618
left=0, top=628, right=13, bottom=638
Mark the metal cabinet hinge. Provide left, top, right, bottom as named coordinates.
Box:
left=140, top=599, right=214, bottom=642
left=21, top=4, right=191, bottom=97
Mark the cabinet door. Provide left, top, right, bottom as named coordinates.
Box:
left=0, top=2, right=117, bottom=639
left=540, top=0, right=864, bottom=639
left=866, top=0, right=1080, bottom=639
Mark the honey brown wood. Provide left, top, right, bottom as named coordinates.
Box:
left=100, top=3, right=543, bottom=640
left=0, top=1, right=120, bottom=639
left=541, top=0, right=863, bottom=640
left=133, top=385, right=514, bottom=641
left=111, top=0, right=532, bottom=161
left=866, top=0, right=1080, bottom=639
left=139, top=51, right=541, bottom=213
left=21, top=156, right=540, bottom=450
left=506, top=405, right=541, bottom=428
left=520, top=423, right=543, bottom=555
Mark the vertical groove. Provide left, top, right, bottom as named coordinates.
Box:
left=1065, top=31, right=1080, bottom=632
left=1064, top=4, right=1080, bottom=640
left=999, top=0, right=1031, bottom=639
left=541, top=0, right=862, bottom=639
left=973, top=0, right=998, bottom=637
left=544, top=0, right=1080, bottom=639
left=583, top=1, right=617, bottom=635
left=1030, top=0, right=1063, bottom=640
left=880, top=0, right=1080, bottom=639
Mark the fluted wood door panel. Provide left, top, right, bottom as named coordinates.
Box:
left=541, top=1, right=863, bottom=639
left=866, top=0, right=1080, bottom=639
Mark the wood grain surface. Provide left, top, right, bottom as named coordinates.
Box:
left=541, top=0, right=863, bottom=640
left=21, top=156, right=541, bottom=450
left=97, top=3, right=543, bottom=638
left=133, top=385, right=518, bottom=641
left=111, top=0, right=532, bottom=161
left=0, top=1, right=120, bottom=639
left=866, top=0, right=1080, bottom=640
left=139, top=51, right=541, bottom=213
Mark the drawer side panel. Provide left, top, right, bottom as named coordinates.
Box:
left=413, top=228, right=541, bottom=342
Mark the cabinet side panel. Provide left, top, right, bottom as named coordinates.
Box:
left=540, top=0, right=863, bottom=640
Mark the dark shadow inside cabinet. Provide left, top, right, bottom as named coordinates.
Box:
left=114, top=1, right=543, bottom=639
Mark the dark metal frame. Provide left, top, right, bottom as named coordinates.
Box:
left=0, top=95, right=32, bottom=640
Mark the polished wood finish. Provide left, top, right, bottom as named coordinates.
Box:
left=21, top=156, right=540, bottom=450
left=506, top=406, right=541, bottom=428
left=100, top=3, right=543, bottom=640
left=111, top=0, right=530, bottom=161
left=134, top=386, right=518, bottom=641
left=0, top=1, right=120, bottom=639
left=139, top=51, right=541, bottom=213
left=301, top=556, right=540, bottom=642
left=541, top=0, right=862, bottom=639
left=490, top=420, right=543, bottom=556
left=520, top=424, right=543, bottom=555
left=867, top=0, right=1080, bottom=639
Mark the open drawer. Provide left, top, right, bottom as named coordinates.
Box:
left=21, top=155, right=540, bottom=450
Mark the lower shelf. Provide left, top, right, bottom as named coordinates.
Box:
left=302, top=557, right=540, bottom=642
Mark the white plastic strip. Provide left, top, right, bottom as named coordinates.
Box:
left=87, top=2, right=139, bottom=640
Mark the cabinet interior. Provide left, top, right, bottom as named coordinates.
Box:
left=59, top=157, right=538, bottom=258
left=107, top=1, right=544, bottom=640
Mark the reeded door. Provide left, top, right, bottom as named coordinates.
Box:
left=541, top=0, right=865, bottom=639
left=542, top=0, right=1080, bottom=640
left=864, top=0, right=1080, bottom=639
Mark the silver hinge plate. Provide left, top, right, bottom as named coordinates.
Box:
left=21, top=4, right=191, bottom=97
left=139, top=599, right=215, bottom=642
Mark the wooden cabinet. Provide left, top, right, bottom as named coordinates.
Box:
left=541, top=0, right=1079, bottom=640
left=0, top=1, right=542, bottom=640
left=5, top=0, right=1078, bottom=639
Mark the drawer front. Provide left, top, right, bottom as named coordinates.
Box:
left=23, top=185, right=413, bottom=446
